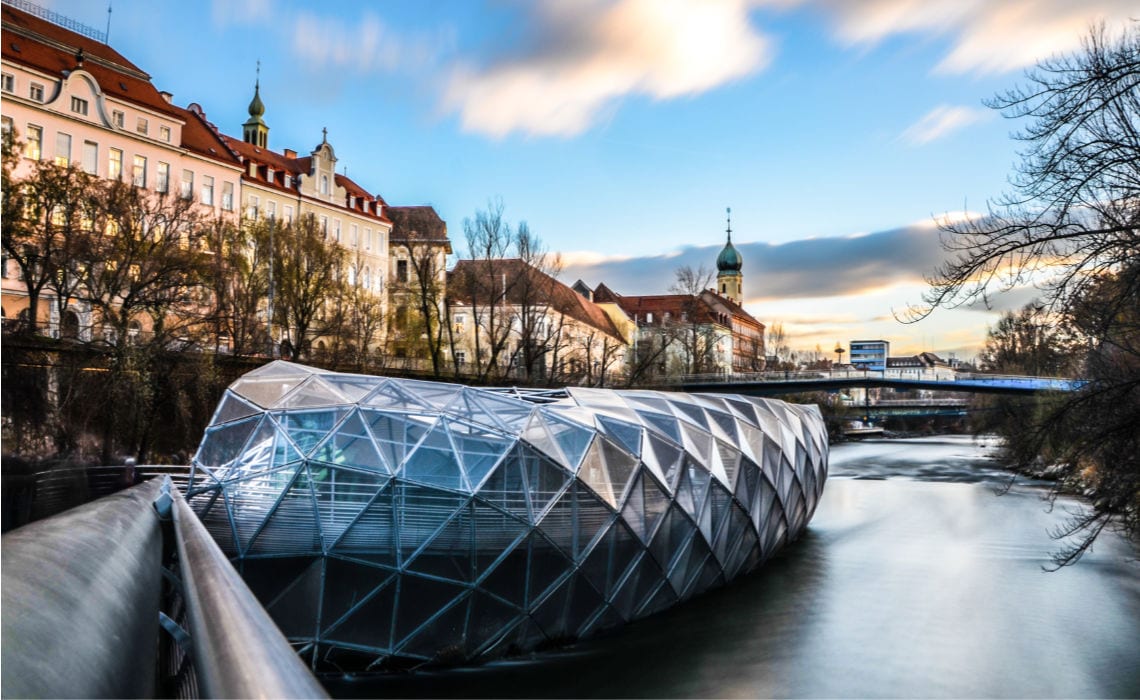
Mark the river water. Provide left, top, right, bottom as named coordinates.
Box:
left=331, top=436, right=1140, bottom=698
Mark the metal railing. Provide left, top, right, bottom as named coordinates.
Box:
left=2, top=0, right=107, bottom=43
left=1, top=474, right=328, bottom=698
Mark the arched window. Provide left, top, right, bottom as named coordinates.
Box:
left=347, top=266, right=355, bottom=286
left=361, top=267, right=370, bottom=289
left=321, top=175, right=329, bottom=195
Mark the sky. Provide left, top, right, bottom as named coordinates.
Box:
left=42, top=0, right=1137, bottom=360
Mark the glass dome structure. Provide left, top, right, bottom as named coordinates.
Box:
left=189, top=361, right=828, bottom=670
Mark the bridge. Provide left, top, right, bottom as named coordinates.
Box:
left=678, top=369, right=1085, bottom=397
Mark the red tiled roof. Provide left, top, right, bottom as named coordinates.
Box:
left=448, top=259, right=624, bottom=342
left=172, top=104, right=241, bottom=167
left=2, top=4, right=182, bottom=119
left=388, top=206, right=450, bottom=250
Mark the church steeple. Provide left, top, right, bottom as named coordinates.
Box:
left=716, top=207, right=744, bottom=303
left=242, top=62, right=269, bottom=148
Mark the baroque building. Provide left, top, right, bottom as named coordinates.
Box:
left=1, top=1, right=243, bottom=337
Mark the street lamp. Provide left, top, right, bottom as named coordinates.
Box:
left=834, top=342, right=845, bottom=367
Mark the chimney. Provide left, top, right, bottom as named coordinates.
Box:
left=284, top=148, right=297, bottom=159
left=160, top=91, right=173, bottom=103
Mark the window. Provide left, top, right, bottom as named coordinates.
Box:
left=347, top=267, right=355, bottom=286
left=320, top=174, right=329, bottom=195
left=361, top=267, right=370, bottom=289
left=334, top=220, right=341, bottom=242
left=396, top=259, right=408, bottom=283
left=221, top=181, right=234, bottom=211
left=247, top=195, right=259, bottom=219
left=350, top=224, right=358, bottom=247
left=1, top=73, right=13, bottom=92
left=455, top=351, right=466, bottom=365
left=266, top=167, right=274, bottom=183
left=30, top=83, right=44, bottom=102
left=112, top=110, right=124, bottom=128
left=156, top=162, right=170, bottom=193
left=132, top=155, right=146, bottom=187
left=25, top=125, right=42, bottom=160
left=159, top=125, right=171, bottom=142
left=266, top=200, right=276, bottom=219
left=283, top=205, right=293, bottom=224
left=82, top=141, right=97, bottom=174
left=136, top=117, right=148, bottom=135
left=364, top=227, right=371, bottom=250
left=70, top=96, right=88, bottom=115
left=395, top=306, right=407, bottom=330
left=54, top=132, right=71, bottom=166
left=320, top=216, right=328, bottom=236
left=180, top=169, right=193, bottom=199
left=200, top=175, right=214, bottom=205
left=108, top=148, right=122, bottom=179
left=2, top=116, right=13, bottom=137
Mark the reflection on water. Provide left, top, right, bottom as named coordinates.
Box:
left=329, top=436, right=1140, bottom=698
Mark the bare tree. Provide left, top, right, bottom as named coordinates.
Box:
left=909, top=24, right=1140, bottom=564
left=390, top=207, right=453, bottom=376
left=459, top=199, right=516, bottom=381
left=272, top=214, right=348, bottom=361
left=766, top=322, right=790, bottom=368
left=670, top=264, right=721, bottom=375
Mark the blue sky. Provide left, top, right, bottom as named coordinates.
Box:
left=44, top=0, right=1135, bottom=359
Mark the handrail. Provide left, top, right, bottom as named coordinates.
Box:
left=170, top=481, right=329, bottom=699
left=1, top=479, right=165, bottom=698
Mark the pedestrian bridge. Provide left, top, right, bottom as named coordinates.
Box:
left=677, top=369, right=1085, bottom=396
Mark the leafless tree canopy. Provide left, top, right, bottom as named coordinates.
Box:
left=911, top=24, right=1140, bottom=321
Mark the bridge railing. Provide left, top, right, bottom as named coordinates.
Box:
left=1, top=474, right=328, bottom=698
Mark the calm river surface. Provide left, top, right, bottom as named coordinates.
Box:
left=330, top=436, right=1140, bottom=698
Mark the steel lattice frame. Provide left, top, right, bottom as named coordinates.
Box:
left=189, top=361, right=828, bottom=670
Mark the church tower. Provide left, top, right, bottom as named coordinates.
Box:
left=716, top=207, right=743, bottom=303
left=242, top=64, right=269, bottom=148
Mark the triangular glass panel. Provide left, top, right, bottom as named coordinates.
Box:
left=649, top=505, right=694, bottom=575
left=671, top=401, right=709, bottom=430
left=467, top=591, right=523, bottom=658
left=641, top=471, right=671, bottom=544
left=736, top=421, right=764, bottom=465
left=323, top=576, right=397, bottom=651
left=523, top=448, right=572, bottom=522
left=239, top=556, right=319, bottom=612
left=600, top=437, right=639, bottom=505
left=597, top=415, right=643, bottom=458
left=276, top=375, right=349, bottom=409
left=273, top=409, right=349, bottom=457
left=679, top=421, right=713, bottom=467
left=619, top=471, right=647, bottom=542
left=520, top=412, right=567, bottom=468
left=525, top=531, right=572, bottom=608
left=470, top=392, right=534, bottom=432
left=245, top=360, right=314, bottom=379
left=406, top=500, right=475, bottom=584
left=540, top=409, right=595, bottom=470
left=674, top=465, right=696, bottom=521
left=470, top=499, right=530, bottom=579
left=717, top=439, right=742, bottom=491
left=311, top=467, right=389, bottom=547
left=706, top=409, right=738, bottom=445
left=332, top=482, right=397, bottom=568
left=320, top=374, right=381, bottom=403
left=247, top=465, right=322, bottom=555
left=211, top=391, right=262, bottom=425
left=473, top=450, right=530, bottom=521
left=636, top=579, right=678, bottom=618
left=230, top=375, right=309, bottom=409
left=199, top=489, right=237, bottom=553
left=360, top=380, right=429, bottom=411
left=611, top=553, right=663, bottom=622
left=395, top=484, right=468, bottom=567
left=399, top=593, right=473, bottom=661
left=194, top=416, right=261, bottom=472
left=577, top=436, right=615, bottom=509
left=477, top=533, right=529, bottom=608
left=309, top=409, right=390, bottom=474
left=320, top=557, right=395, bottom=634
left=221, top=416, right=277, bottom=482
left=392, top=575, right=466, bottom=649
left=360, top=410, right=431, bottom=473
left=707, top=482, right=734, bottom=565
left=395, top=379, right=465, bottom=411
left=641, top=411, right=682, bottom=444
left=574, top=483, right=615, bottom=561
left=531, top=573, right=573, bottom=639
left=579, top=603, right=624, bottom=640
left=537, top=488, right=575, bottom=559
left=403, top=421, right=467, bottom=492
left=265, top=557, right=323, bottom=639
left=684, top=457, right=711, bottom=521
left=447, top=418, right=514, bottom=491
left=227, top=464, right=300, bottom=552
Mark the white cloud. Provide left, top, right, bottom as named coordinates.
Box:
left=210, top=0, right=272, bottom=28
left=816, top=0, right=1138, bottom=75
left=442, top=0, right=776, bottom=138
left=291, top=12, right=440, bottom=75
left=901, top=105, right=988, bottom=145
